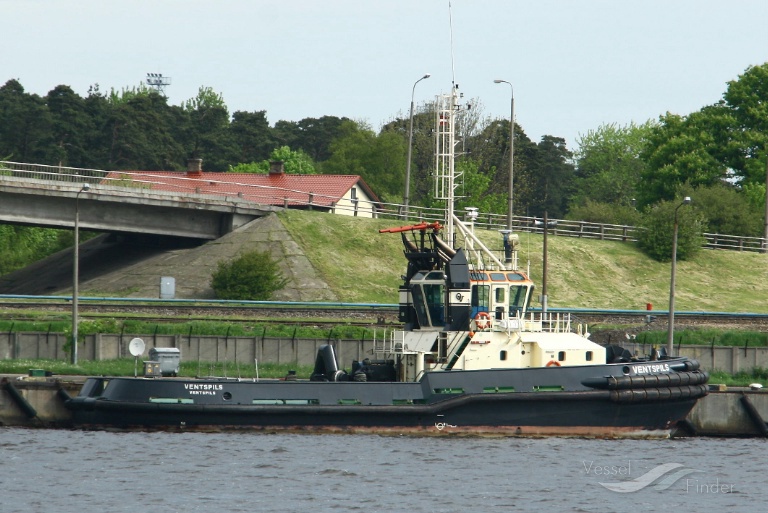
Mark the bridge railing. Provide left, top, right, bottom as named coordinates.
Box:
left=2, top=161, right=766, bottom=252
left=0, top=160, right=109, bottom=183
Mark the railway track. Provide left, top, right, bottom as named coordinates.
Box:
left=0, top=300, right=400, bottom=326
left=2, top=299, right=768, bottom=329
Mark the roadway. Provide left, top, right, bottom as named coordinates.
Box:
left=0, top=162, right=278, bottom=240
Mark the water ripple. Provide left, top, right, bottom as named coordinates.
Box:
left=1, top=429, right=765, bottom=512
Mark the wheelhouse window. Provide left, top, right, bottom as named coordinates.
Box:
left=423, top=283, right=445, bottom=326
left=471, top=284, right=490, bottom=317
left=509, top=285, right=529, bottom=316
left=410, top=275, right=445, bottom=328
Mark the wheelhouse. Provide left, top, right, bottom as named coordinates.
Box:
left=402, top=264, right=534, bottom=333
left=469, top=271, right=533, bottom=322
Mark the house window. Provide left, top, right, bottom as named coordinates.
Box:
left=351, top=187, right=357, bottom=200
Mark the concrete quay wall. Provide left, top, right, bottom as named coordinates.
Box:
left=0, top=376, right=80, bottom=427
left=686, top=388, right=768, bottom=437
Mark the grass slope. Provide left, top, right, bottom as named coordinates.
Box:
left=278, top=210, right=768, bottom=313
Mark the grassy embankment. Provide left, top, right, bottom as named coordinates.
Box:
left=2, top=209, right=768, bottom=382
left=278, top=209, right=768, bottom=313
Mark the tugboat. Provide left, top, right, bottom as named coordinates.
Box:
left=66, top=88, right=708, bottom=437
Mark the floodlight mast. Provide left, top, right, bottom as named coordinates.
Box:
left=146, top=73, right=172, bottom=95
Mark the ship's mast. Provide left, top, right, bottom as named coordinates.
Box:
left=433, top=2, right=515, bottom=271
left=434, top=86, right=462, bottom=246
left=434, top=85, right=515, bottom=272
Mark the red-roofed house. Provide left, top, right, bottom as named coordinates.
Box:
left=105, top=160, right=383, bottom=218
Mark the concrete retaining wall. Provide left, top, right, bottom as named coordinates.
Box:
left=0, top=332, right=382, bottom=369
left=2, top=333, right=768, bottom=374
left=681, top=345, right=768, bottom=374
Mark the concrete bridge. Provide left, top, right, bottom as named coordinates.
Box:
left=0, top=161, right=278, bottom=240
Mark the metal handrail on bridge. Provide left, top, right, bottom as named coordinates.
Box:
left=3, top=160, right=766, bottom=252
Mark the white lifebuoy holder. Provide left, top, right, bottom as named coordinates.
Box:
left=474, top=311, right=491, bottom=330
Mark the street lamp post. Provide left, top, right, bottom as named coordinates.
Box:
left=667, top=196, right=692, bottom=357
left=494, top=79, right=514, bottom=230
left=72, top=183, right=90, bottom=365
left=403, top=73, right=430, bottom=219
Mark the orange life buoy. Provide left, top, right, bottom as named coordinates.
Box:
left=546, top=360, right=561, bottom=367
left=474, top=311, right=491, bottom=330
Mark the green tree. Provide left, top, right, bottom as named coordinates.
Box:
left=272, top=116, right=350, bottom=163
left=636, top=198, right=706, bottom=262
left=567, top=200, right=642, bottom=226
left=465, top=119, right=508, bottom=179
left=688, top=183, right=763, bottom=237
left=211, top=250, right=288, bottom=300
left=181, top=86, right=238, bottom=171
left=454, top=158, right=506, bottom=214
left=526, top=136, right=575, bottom=218
left=229, top=146, right=316, bottom=174
left=0, top=79, right=51, bottom=163
left=459, top=119, right=542, bottom=219
left=637, top=63, right=768, bottom=207
left=572, top=121, right=653, bottom=208
left=722, top=62, right=768, bottom=184
left=638, top=108, right=730, bottom=207
left=104, top=91, right=185, bottom=170
left=45, top=85, right=92, bottom=167
left=81, top=83, right=112, bottom=168
left=380, top=105, right=435, bottom=206
left=230, top=110, right=274, bottom=164
left=742, top=181, right=766, bottom=214
left=325, top=120, right=406, bottom=202
left=0, top=225, right=73, bottom=275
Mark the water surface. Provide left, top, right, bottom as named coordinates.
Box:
left=1, top=429, right=764, bottom=512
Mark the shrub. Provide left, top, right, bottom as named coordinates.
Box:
left=567, top=200, right=642, bottom=226
left=211, top=250, right=289, bottom=300
left=636, top=199, right=706, bottom=262
left=687, top=184, right=763, bottom=237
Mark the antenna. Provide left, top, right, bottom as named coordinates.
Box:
left=146, top=73, right=172, bottom=95
left=448, top=2, right=456, bottom=87
left=128, top=337, right=145, bottom=377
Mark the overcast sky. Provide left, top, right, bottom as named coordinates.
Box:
left=3, top=0, right=766, bottom=149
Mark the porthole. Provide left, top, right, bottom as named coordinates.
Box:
left=222, top=392, right=232, bottom=401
